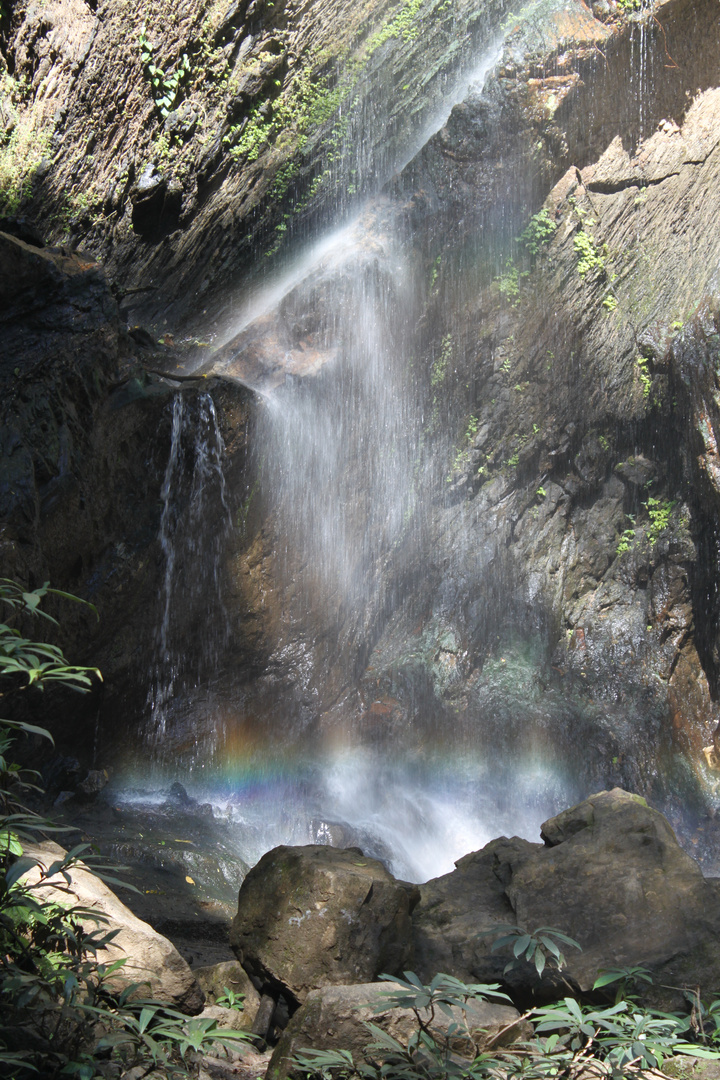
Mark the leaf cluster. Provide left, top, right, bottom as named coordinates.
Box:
left=293, top=964, right=720, bottom=1080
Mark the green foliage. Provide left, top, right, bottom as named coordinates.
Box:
left=602, top=294, right=618, bottom=312
left=139, top=24, right=191, bottom=119
left=431, top=335, right=453, bottom=388
left=485, top=925, right=581, bottom=978
left=518, top=208, right=556, bottom=256
left=616, top=515, right=636, bottom=557
left=636, top=356, right=652, bottom=398
left=645, top=497, right=675, bottom=546
left=617, top=0, right=641, bottom=11
left=293, top=965, right=720, bottom=1080
left=496, top=261, right=522, bottom=306
left=365, top=0, right=426, bottom=50
left=593, top=965, right=653, bottom=1004
left=216, top=986, right=245, bottom=1010
left=0, top=76, right=52, bottom=215
left=573, top=227, right=606, bottom=277
left=0, top=582, right=252, bottom=1076
left=429, top=255, right=442, bottom=291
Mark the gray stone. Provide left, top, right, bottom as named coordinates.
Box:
left=230, top=845, right=419, bottom=1004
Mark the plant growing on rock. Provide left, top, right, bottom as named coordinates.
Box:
left=518, top=207, right=556, bottom=256
left=139, top=24, right=192, bottom=119
left=484, top=925, right=581, bottom=977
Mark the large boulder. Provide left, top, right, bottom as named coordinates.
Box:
left=22, top=842, right=204, bottom=1013
left=266, top=982, right=529, bottom=1080
left=412, top=836, right=544, bottom=995
left=413, top=789, right=720, bottom=1008
left=230, top=845, right=419, bottom=1004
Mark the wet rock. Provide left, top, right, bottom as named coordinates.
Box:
left=22, top=841, right=205, bottom=1013
left=75, top=768, right=110, bottom=800
left=229, top=845, right=419, bottom=1005
left=266, top=982, right=529, bottom=1080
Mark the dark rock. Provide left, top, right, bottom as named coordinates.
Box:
left=76, top=768, right=110, bottom=800
left=194, top=960, right=261, bottom=1030
left=415, top=790, right=720, bottom=1010
left=229, top=845, right=419, bottom=1004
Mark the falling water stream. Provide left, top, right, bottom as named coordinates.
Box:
left=114, top=1, right=693, bottom=883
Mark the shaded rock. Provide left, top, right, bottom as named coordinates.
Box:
left=509, top=789, right=720, bottom=1006
left=195, top=960, right=262, bottom=1030
left=412, top=836, right=542, bottom=993
left=267, top=982, right=530, bottom=1080
left=22, top=841, right=205, bottom=1013
left=415, top=790, right=720, bottom=1009
left=229, top=845, right=419, bottom=1004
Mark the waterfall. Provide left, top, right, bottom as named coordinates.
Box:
left=146, top=391, right=232, bottom=761
left=119, top=0, right=698, bottom=882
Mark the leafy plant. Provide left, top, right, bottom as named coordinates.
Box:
left=616, top=515, right=636, bottom=556
left=636, top=356, right=652, bottom=398
left=485, top=925, right=581, bottom=977
left=293, top=968, right=720, bottom=1080
left=645, top=496, right=675, bottom=546
left=518, top=208, right=556, bottom=256
left=573, top=227, right=606, bottom=277
left=139, top=24, right=192, bottom=119
left=593, top=965, right=653, bottom=1004
left=216, top=985, right=245, bottom=1010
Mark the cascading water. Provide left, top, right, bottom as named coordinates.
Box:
left=115, top=0, right=709, bottom=883
left=146, top=391, right=232, bottom=762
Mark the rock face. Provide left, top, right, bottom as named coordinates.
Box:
left=266, top=982, right=529, bottom=1080
left=229, top=845, right=419, bottom=1004
left=0, top=225, right=254, bottom=758
left=413, top=789, right=720, bottom=1008
left=23, top=842, right=205, bottom=1013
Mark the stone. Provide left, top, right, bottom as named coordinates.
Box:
left=22, top=841, right=205, bottom=1013
left=229, top=845, right=419, bottom=1004
left=194, top=960, right=262, bottom=1031
left=266, top=982, right=530, bottom=1080
left=411, top=836, right=543, bottom=994
left=509, top=789, right=720, bottom=1007
left=414, top=790, right=720, bottom=1010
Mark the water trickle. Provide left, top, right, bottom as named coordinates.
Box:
left=146, top=391, right=232, bottom=757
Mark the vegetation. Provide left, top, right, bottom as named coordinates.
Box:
left=616, top=516, right=636, bottom=557
left=0, top=74, right=51, bottom=215
left=0, top=581, right=249, bottom=1077
left=139, top=24, right=192, bottom=119
left=645, top=497, right=675, bottom=546
left=518, top=208, right=556, bottom=256
left=294, top=947, right=720, bottom=1080
left=635, top=356, right=652, bottom=399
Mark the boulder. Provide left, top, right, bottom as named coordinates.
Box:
left=509, top=789, right=720, bottom=1004
left=412, top=790, right=720, bottom=1009
left=266, top=982, right=530, bottom=1080
left=22, top=842, right=204, bottom=1013
left=412, top=836, right=543, bottom=993
left=230, top=845, right=419, bottom=1004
